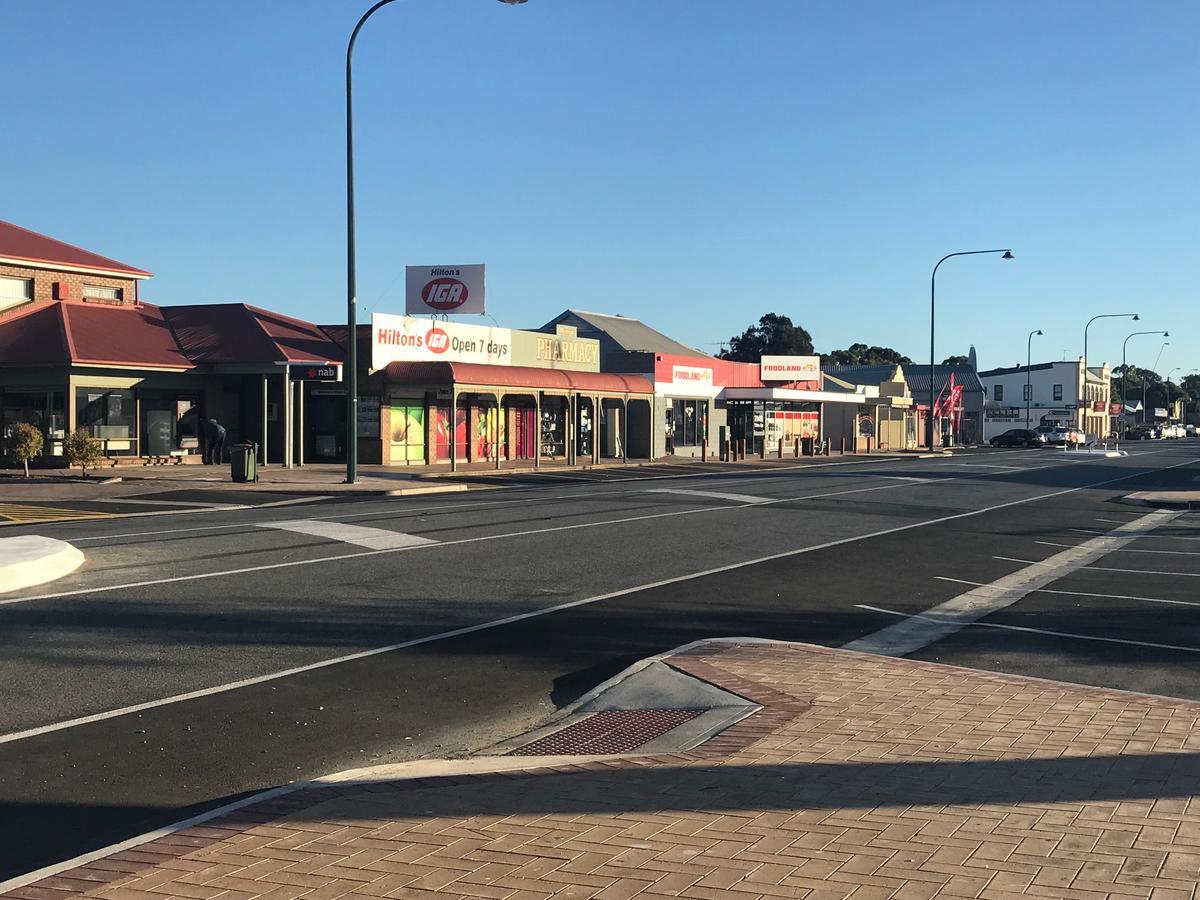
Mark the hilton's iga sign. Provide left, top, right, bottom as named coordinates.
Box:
left=760, top=355, right=821, bottom=382
left=372, top=312, right=511, bottom=368
left=405, top=264, right=485, bottom=315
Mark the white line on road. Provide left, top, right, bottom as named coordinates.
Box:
left=645, top=488, right=771, bottom=504
left=935, top=576, right=1200, bottom=608
left=1035, top=540, right=1200, bottom=556
left=256, top=519, right=437, bottom=550
left=857, top=604, right=1200, bottom=654
left=994, top=556, right=1200, bottom=577
left=1, top=459, right=1193, bottom=744
left=841, top=510, right=1180, bottom=656
left=89, top=498, right=242, bottom=508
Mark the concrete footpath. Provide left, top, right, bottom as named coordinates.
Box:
left=8, top=640, right=1200, bottom=899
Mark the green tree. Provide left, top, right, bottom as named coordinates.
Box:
left=63, top=428, right=105, bottom=477
left=823, top=343, right=912, bottom=366
left=718, top=314, right=814, bottom=362
left=9, top=422, right=44, bottom=478
left=941, top=355, right=971, bottom=366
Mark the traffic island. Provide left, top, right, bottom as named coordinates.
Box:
left=0, top=535, right=84, bottom=594
left=1122, top=490, right=1200, bottom=510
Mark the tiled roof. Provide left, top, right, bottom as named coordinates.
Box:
left=163, top=304, right=344, bottom=365
left=384, top=361, right=653, bottom=394
left=0, top=220, right=151, bottom=277
left=0, top=301, right=192, bottom=369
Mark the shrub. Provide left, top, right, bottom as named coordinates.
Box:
left=9, top=423, right=44, bottom=477
left=63, top=428, right=105, bottom=477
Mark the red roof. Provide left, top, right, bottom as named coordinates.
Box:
left=0, top=301, right=192, bottom=369
left=163, top=304, right=344, bottom=365
left=0, top=220, right=151, bottom=277
left=384, top=361, right=653, bottom=394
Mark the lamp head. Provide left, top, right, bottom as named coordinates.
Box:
left=1036, top=329, right=1043, bottom=335
left=1163, top=331, right=1170, bottom=337
left=1133, top=314, right=1140, bottom=321
left=1001, top=250, right=1014, bottom=260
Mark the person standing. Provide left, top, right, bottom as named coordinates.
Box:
left=203, top=418, right=226, bottom=465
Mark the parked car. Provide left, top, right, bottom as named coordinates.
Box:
left=990, top=428, right=1047, bottom=448
left=1162, top=424, right=1181, bottom=439
left=1035, top=426, right=1079, bottom=446
left=1128, top=424, right=1160, bottom=440
left=1188, top=424, right=1197, bottom=437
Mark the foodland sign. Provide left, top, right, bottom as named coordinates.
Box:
left=405, top=264, right=485, bottom=315
left=760, top=355, right=821, bottom=382
left=372, top=312, right=511, bottom=368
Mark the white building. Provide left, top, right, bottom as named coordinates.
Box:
left=978, top=358, right=1112, bottom=441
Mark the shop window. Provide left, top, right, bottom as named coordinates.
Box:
left=1053, top=384, right=1063, bottom=401
left=76, top=388, right=135, bottom=454
left=670, top=399, right=708, bottom=446
left=541, top=398, right=566, bottom=457
left=994, top=384, right=1004, bottom=401
left=0, top=275, right=33, bottom=312
left=389, top=398, right=425, bottom=463
left=83, top=284, right=123, bottom=301
left=3, top=389, right=66, bottom=457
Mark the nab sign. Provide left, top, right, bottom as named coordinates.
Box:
left=289, top=364, right=340, bottom=382
left=405, top=264, right=485, bottom=315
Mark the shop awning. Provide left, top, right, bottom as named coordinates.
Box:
left=722, top=387, right=875, bottom=404
left=383, top=361, right=653, bottom=395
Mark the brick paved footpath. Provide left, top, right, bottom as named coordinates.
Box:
left=8, top=641, right=1200, bottom=900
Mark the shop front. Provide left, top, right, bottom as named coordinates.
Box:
left=368, top=314, right=652, bottom=469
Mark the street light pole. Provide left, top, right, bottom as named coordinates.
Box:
left=1025, top=328, right=1042, bottom=429
left=1145, top=341, right=1170, bottom=424
left=1084, top=312, right=1138, bottom=376
left=344, top=0, right=528, bottom=484
left=1121, top=331, right=1169, bottom=430
left=928, top=249, right=1013, bottom=449
left=1166, top=367, right=1180, bottom=424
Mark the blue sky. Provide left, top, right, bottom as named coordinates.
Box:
left=3, top=1, right=1197, bottom=376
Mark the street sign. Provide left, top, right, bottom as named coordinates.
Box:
left=760, top=355, right=820, bottom=382
left=289, top=364, right=340, bottom=381
left=1109, top=401, right=1124, bottom=415
left=405, top=264, right=486, bottom=315
left=372, top=312, right=511, bottom=368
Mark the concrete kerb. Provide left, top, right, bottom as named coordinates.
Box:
left=0, top=637, right=778, bottom=894
left=1120, top=491, right=1200, bottom=510
left=0, top=535, right=84, bottom=594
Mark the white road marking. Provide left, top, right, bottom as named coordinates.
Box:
left=842, top=510, right=1180, bottom=656
left=9, top=456, right=1197, bottom=610
left=857, top=604, right=1200, bottom=654
left=90, top=498, right=241, bottom=508
left=2, top=461, right=1193, bottom=743
left=645, top=488, right=771, bottom=504
left=935, top=576, right=1200, bottom=608
left=1036, top=539, right=1200, bottom=556
left=995, top=555, right=1200, bottom=577
left=256, top=519, right=437, bottom=550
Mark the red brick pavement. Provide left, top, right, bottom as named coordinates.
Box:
left=7, top=641, right=1200, bottom=900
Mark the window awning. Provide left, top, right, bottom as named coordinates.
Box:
left=383, top=361, right=653, bottom=395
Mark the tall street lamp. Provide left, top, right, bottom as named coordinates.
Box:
left=1025, top=328, right=1043, bottom=429
left=1145, top=341, right=1170, bottom=424
left=344, top=0, right=528, bottom=484
left=1166, top=367, right=1180, bottom=423
left=1083, top=312, right=1138, bottom=377
left=1121, top=330, right=1169, bottom=429
left=927, top=249, right=1013, bottom=449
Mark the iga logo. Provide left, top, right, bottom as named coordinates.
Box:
left=421, top=277, right=468, bottom=311
left=425, top=327, right=450, bottom=354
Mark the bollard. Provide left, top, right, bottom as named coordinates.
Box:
left=778, top=439, right=784, bottom=459
left=841, top=437, right=846, bottom=454
left=701, top=438, right=708, bottom=463
left=794, top=437, right=800, bottom=458
left=760, top=440, right=766, bottom=460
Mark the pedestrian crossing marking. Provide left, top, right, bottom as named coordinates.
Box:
left=0, top=503, right=115, bottom=525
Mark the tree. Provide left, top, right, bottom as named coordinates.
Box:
left=63, top=428, right=105, bottom=477
left=9, top=423, right=43, bottom=478
left=941, top=355, right=970, bottom=366
left=719, top=313, right=813, bottom=362
left=822, top=343, right=912, bottom=366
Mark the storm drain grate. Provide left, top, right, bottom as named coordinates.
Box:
left=510, top=708, right=703, bottom=756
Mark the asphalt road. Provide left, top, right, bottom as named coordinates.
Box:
left=2, top=443, right=1199, bottom=878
